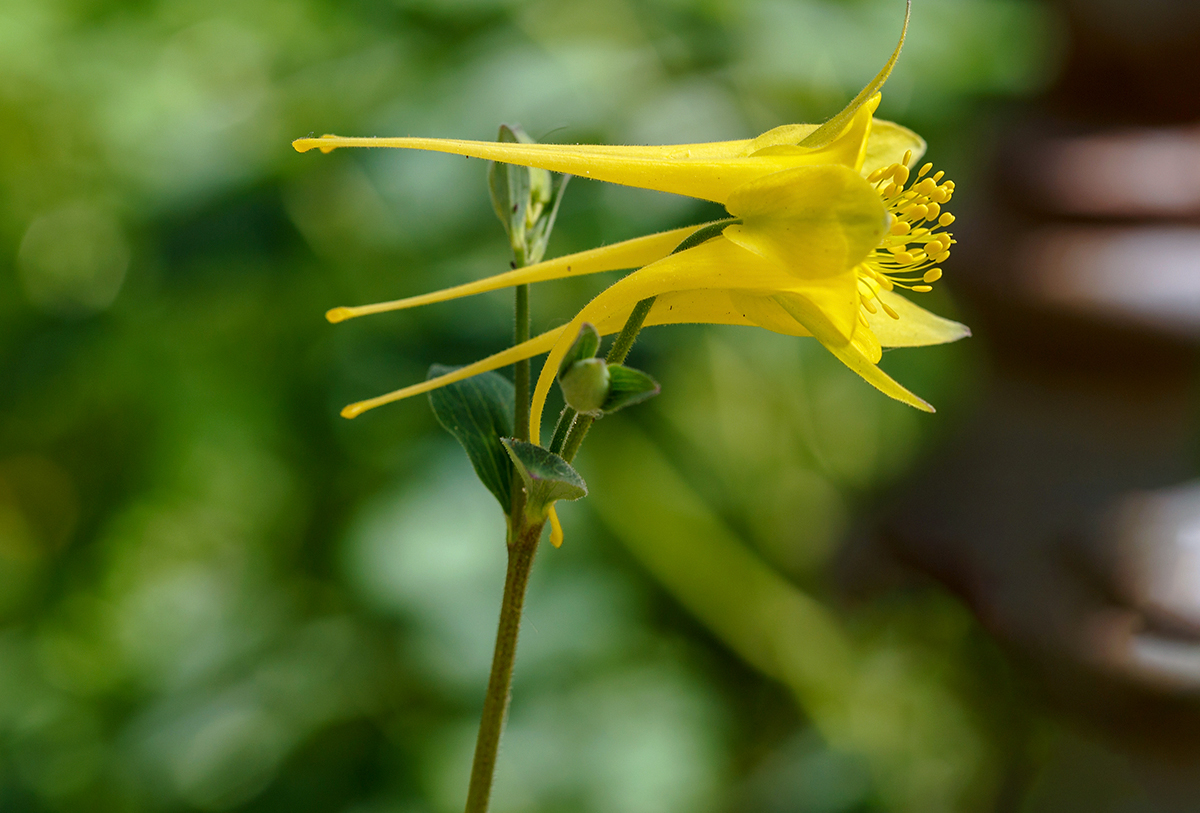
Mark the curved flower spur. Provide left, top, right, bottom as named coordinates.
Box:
left=295, top=0, right=967, bottom=465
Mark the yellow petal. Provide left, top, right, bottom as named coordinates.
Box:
left=707, top=291, right=811, bottom=336
left=799, top=0, right=909, bottom=150
left=326, top=223, right=706, bottom=323
left=780, top=272, right=861, bottom=342
left=750, top=96, right=879, bottom=172
left=773, top=292, right=933, bottom=412
left=529, top=237, right=795, bottom=441
left=749, top=123, right=820, bottom=152
left=590, top=289, right=812, bottom=337
left=860, top=119, right=925, bottom=177
left=723, top=165, right=888, bottom=281
left=852, top=317, right=883, bottom=364
left=867, top=289, right=971, bottom=348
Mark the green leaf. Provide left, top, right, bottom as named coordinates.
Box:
left=602, top=365, right=660, bottom=413
left=427, top=364, right=514, bottom=509
left=500, top=438, right=587, bottom=521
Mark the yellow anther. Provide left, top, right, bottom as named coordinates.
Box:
left=890, top=221, right=912, bottom=236
left=882, top=302, right=900, bottom=320
left=932, top=171, right=944, bottom=182
left=916, top=178, right=938, bottom=196
left=902, top=149, right=913, bottom=166
left=861, top=296, right=878, bottom=314
left=923, top=268, right=943, bottom=283
left=925, top=202, right=941, bottom=220
left=893, top=251, right=915, bottom=265
left=912, top=285, right=933, bottom=293
left=938, top=213, right=955, bottom=227
left=867, top=167, right=887, bottom=184
left=892, top=164, right=910, bottom=185
left=884, top=182, right=901, bottom=198
left=858, top=312, right=871, bottom=329
left=905, top=204, right=928, bottom=220
left=918, top=162, right=933, bottom=178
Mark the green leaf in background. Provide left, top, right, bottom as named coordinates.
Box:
left=500, top=438, right=587, bottom=521
left=427, top=364, right=515, bottom=510
left=602, top=365, right=660, bottom=413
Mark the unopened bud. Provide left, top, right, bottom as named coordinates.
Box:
left=559, top=358, right=610, bottom=415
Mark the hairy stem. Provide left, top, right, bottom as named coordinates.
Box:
left=464, top=520, right=542, bottom=813
left=548, top=406, right=576, bottom=455
left=513, top=284, right=530, bottom=440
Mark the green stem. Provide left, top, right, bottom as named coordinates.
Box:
left=548, top=406, right=576, bottom=455
left=606, top=297, right=657, bottom=366
left=559, top=296, right=656, bottom=464
left=510, top=281, right=531, bottom=524
left=464, top=520, right=542, bottom=813
left=513, top=284, right=530, bottom=441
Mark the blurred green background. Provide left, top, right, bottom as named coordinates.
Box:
left=0, top=0, right=1074, bottom=811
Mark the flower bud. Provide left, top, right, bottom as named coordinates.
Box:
left=559, top=358, right=611, bottom=416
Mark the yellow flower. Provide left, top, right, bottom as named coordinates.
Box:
left=294, top=2, right=967, bottom=445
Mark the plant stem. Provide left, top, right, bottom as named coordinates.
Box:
left=510, top=282, right=531, bottom=524
left=606, top=297, right=657, bottom=367
left=559, top=296, right=656, bottom=463
left=548, top=406, right=576, bottom=455
left=513, top=284, right=530, bottom=441
left=464, top=519, right=542, bottom=813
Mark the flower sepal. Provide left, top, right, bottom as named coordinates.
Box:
left=601, top=365, right=660, bottom=414
left=501, top=438, right=588, bottom=524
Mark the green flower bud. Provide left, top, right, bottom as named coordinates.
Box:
left=559, top=358, right=610, bottom=416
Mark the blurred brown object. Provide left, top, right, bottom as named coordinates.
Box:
left=858, top=1, right=1200, bottom=808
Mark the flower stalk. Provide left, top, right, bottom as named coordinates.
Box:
left=465, top=519, right=542, bottom=813
left=509, top=283, right=531, bottom=524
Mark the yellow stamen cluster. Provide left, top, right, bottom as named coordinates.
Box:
left=856, top=150, right=955, bottom=322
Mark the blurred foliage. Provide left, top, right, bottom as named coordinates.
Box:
left=0, top=0, right=1080, bottom=811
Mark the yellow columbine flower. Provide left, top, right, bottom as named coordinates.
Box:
left=294, top=2, right=968, bottom=445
